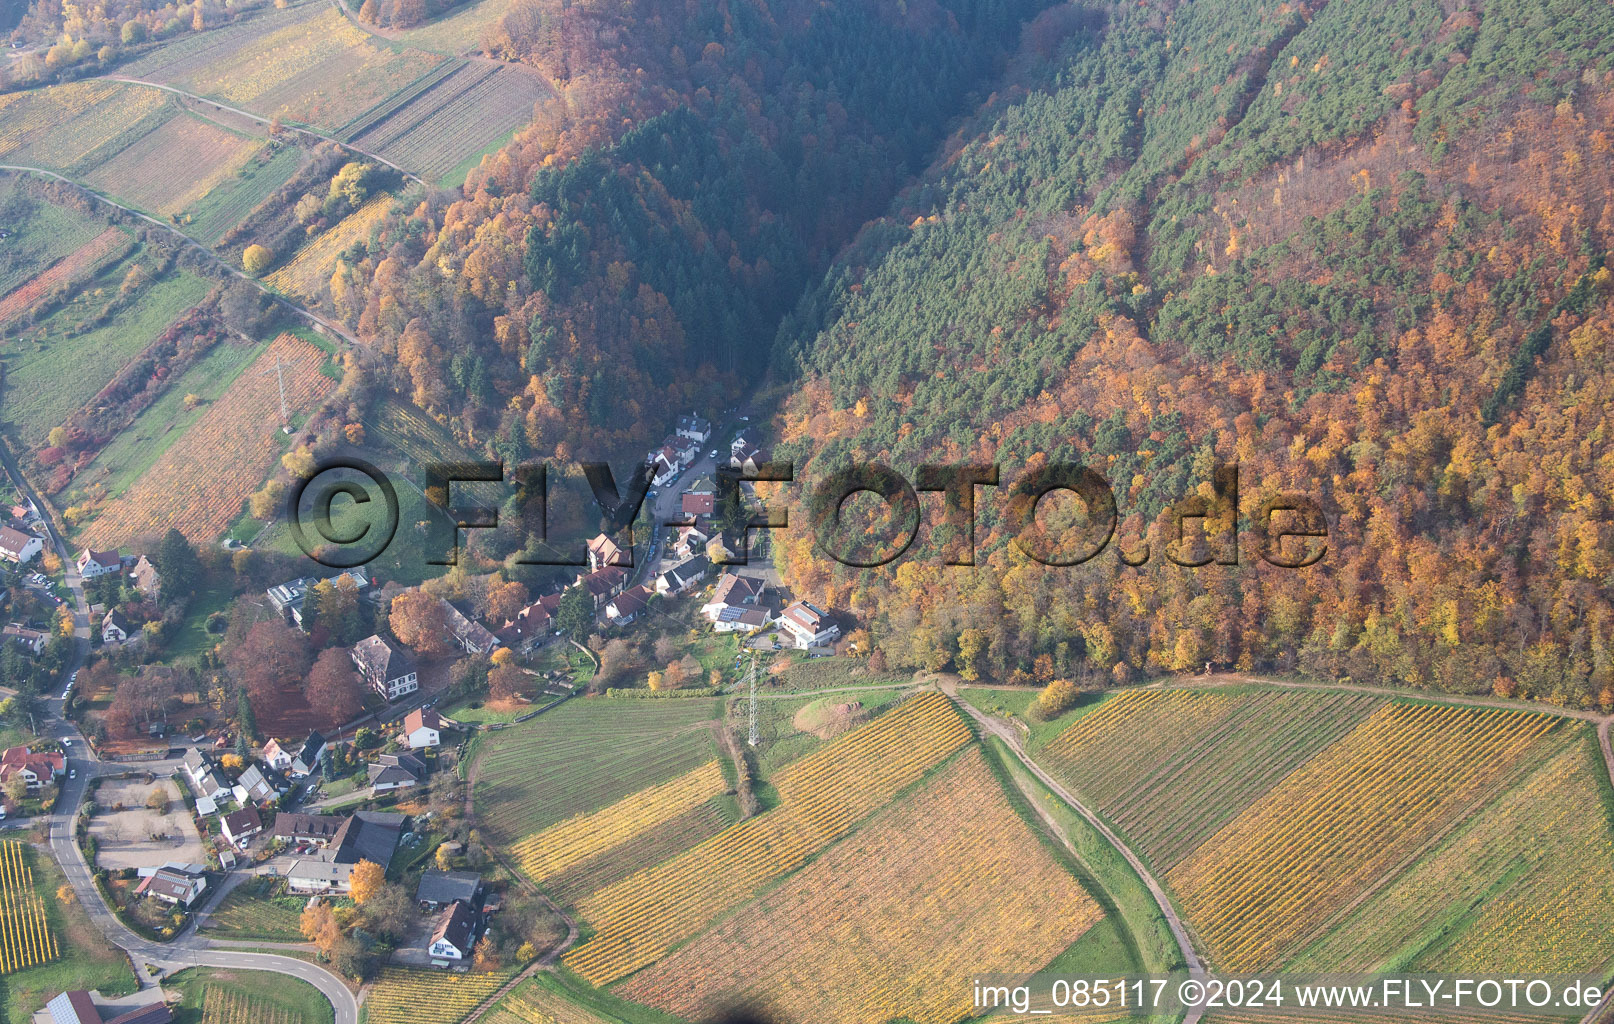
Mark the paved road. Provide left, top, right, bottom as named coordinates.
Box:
left=941, top=686, right=1207, bottom=1024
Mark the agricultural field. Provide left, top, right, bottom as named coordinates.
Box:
left=0, top=227, right=131, bottom=327
left=510, top=760, right=728, bottom=883
left=483, top=976, right=614, bottom=1024
left=351, top=63, right=546, bottom=183
left=77, top=332, right=336, bottom=545
left=82, top=113, right=263, bottom=218
left=473, top=697, right=724, bottom=851
left=166, top=965, right=335, bottom=1024
left=0, top=179, right=111, bottom=299
left=618, top=747, right=1101, bottom=1024
left=360, top=393, right=478, bottom=469
left=1166, top=702, right=1559, bottom=971
left=364, top=967, right=516, bottom=1024
left=1292, top=731, right=1614, bottom=975
left=195, top=877, right=309, bottom=944
left=735, top=686, right=911, bottom=774
left=0, top=81, right=173, bottom=172
left=65, top=338, right=267, bottom=505
left=131, top=5, right=446, bottom=134
left=1035, top=688, right=1385, bottom=868
left=183, top=145, right=304, bottom=245
left=0, top=262, right=211, bottom=449
left=565, top=691, right=973, bottom=984
left=0, top=841, right=57, bottom=973
left=265, top=193, right=391, bottom=300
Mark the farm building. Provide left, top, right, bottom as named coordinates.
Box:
left=427, top=899, right=478, bottom=961
left=46, top=991, right=172, bottom=1024
left=415, top=869, right=481, bottom=910
left=287, top=859, right=354, bottom=895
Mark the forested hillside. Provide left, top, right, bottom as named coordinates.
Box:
left=335, top=0, right=1042, bottom=459
left=772, top=0, right=1614, bottom=706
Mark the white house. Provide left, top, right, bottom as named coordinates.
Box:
left=350, top=634, right=418, bottom=702
left=428, top=899, right=477, bottom=961
left=289, top=731, right=327, bottom=777
left=655, top=556, right=710, bottom=596
left=779, top=600, right=840, bottom=649
left=262, top=739, right=293, bottom=772
left=403, top=708, right=445, bottom=750
left=2, top=623, right=47, bottom=655
left=220, top=806, right=263, bottom=847
left=76, top=548, right=122, bottom=579
left=676, top=413, right=712, bottom=443
left=136, top=863, right=208, bottom=907
left=368, top=752, right=425, bottom=794
left=0, top=527, right=43, bottom=564
left=101, top=609, right=134, bottom=644
left=286, top=860, right=354, bottom=895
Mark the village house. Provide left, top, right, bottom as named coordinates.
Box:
left=350, top=634, right=419, bottom=701
left=655, top=556, right=710, bottom=596
left=779, top=600, right=841, bottom=650
left=2, top=623, right=47, bottom=655
left=585, top=533, right=630, bottom=572
left=671, top=524, right=710, bottom=561
left=47, top=990, right=173, bottom=1024
left=605, top=584, right=654, bottom=625
left=289, top=731, right=327, bottom=777
left=0, top=746, right=63, bottom=790
left=402, top=708, right=447, bottom=750
left=273, top=811, right=406, bottom=869
left=75, top=548, right=122, bottom=579
left=220, top=806, right=263, bottom=847
left=0, top=526, right=42, bottom=564
left=135, top=863, right=207, bottom=907
left=262, top=739, right=294, bottom=772
left=286, top=860, right=354, bottom=895
left=494, top=592, right=563, bottom=652
left=233, top=763, right=290, bottom=805
left=676, top=413, right=712, bottom=443
left=427, top=899, right=479, bottom=961
left=182, top=749, right=230, bottom=813
left=100, top=608, right=135, bottom=645
left=368, top=751, right=426, bottom=794
left=271, top=812, right=346, bottom=847
left=573, top=565, right=627, bottom=611
left=129, top=555, right=161, bottom=600
left=265, top=568, right=370, bottom=629
left=701, top=573, right=773, bottom=623
left=440, top=598, right=501, bottom=656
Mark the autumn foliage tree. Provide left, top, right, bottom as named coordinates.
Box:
left=306, top=648, right=366, bottom=726
left=348, top=859, right=385, bottom=904
left=389, top=590, right=453, bottom=653
left=226, top=620, right=313, bottom=706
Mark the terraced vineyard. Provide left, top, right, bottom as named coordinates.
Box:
left=565, top=691, right=973, bottom=984
left=1167, top=702, right=1559, bottom=970
left=1293, top=732, right=1614, bottom=974
left=0, top=82, right=171, bottom=171
left=364, top=967, right=516, bottom=1024
left=78, top=333, right=336, bottom=544
left=483, top=978, right=615, bottom=1024
left=0, top=842, right=57, bottom=973
left=1037, top=688, right=1384, bottom=867
left=619, top=748, right=1100, bottom=1024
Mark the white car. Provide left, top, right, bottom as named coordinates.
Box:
left=708, top=450, right=718, bottom=459
left=62, top=738, right=71, bottom=747
left=68, top=770, right=76, bottom=779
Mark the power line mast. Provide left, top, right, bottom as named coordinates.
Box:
left=259, top=353, right=291, bottom=433
left=747, top=652, right=758, bottom=747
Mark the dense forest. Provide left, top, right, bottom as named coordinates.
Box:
left=768, top=0, right=1614, bottom=706
left=336, top=0, right=1044, bottom=460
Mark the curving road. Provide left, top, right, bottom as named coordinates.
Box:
left=0, top=442, right=359, bottom=1023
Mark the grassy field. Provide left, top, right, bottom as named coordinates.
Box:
left=473, top=697, right=723, bottom=851
left=252, top=462, right=443, bottom=586
left=0, top=262, right=211, bottom=448
left=184, top=145, right=304, bottom=245
left=0, top=179, right=110, bottom=299
left=360, top=394, right=477, bottom=468
left=0, top=844, right=134, bottom=1023
left=0, top=228, right=131, bottom=328
left=68, top=338, right=267, bottom=503
left=164, top=573, right=235, bottom=662
left=736, top=686, right=910, bottom=775
left=164, top=965, right=335, bottom=1024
